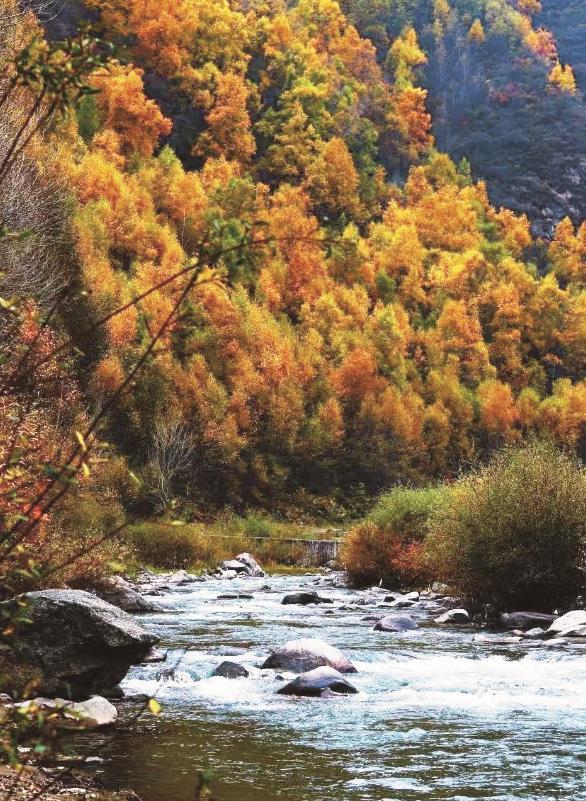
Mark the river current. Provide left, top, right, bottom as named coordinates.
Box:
left=80, top=573, right=586, bottom=801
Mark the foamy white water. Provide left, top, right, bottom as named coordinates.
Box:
left=75, top=574, right=586, bottom=801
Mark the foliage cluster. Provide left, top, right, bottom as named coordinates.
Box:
left=344, top=441, right=586, bottom=611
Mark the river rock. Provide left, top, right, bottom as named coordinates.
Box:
left=434, top=608, right=471, bottom=624
left=499, top=611, right=557, bottom=630
left=520, top=627, right=546, bottom=640
left=0, top=590, right=158, bottom=699
left=547, top=610, right=586, bottom=637
left=217, top=593, right=254, bottom=600
left=389, top=598, right=415, bottom=608
left=212, top=661, right=250, bottom=679
left=277, top=666, right=358, bottom=697
left=234, top=553, right=265, bottom=577
left=262, top=637, right=357, bottom=673
left=142, top=647, right=168, bottom=663
left=16, top=696, right=118, bottom=729
left=373, top=614, right=418, bottom=632
left=91, top=576, right=162, bottom=614
left=282, top=591, right=332, bottom=605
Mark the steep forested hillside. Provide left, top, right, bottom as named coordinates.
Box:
left=343, top=0, right=586, bottom=235
left=1, top=0, right=585, bottom=538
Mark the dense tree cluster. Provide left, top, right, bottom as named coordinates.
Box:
left=1, top=0, right=585, bottom=514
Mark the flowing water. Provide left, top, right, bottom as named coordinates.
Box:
left=77, top=574, right=586, bottom=801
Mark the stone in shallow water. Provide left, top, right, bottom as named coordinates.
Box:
left=262, top=637, right=357, bottom=673
left=434, top=608, right=470, bottom=625
left=547, top=610, right=586, bottom=637
left=373, top=615, right=418, bottom=632
left=499, top=611, right=557, bottom=630
left=277, top=666, right=358, bottom=697
left=16, top=696, right=118, bottom=729
left=282, top=591, right=332, bottom=605
left=212, top=661, right=250, bottom=679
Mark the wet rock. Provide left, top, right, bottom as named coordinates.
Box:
left=361, top=614, right=384, bottom=622
left=473, top=634, right=521, bottom=645
left=218, top=569, right=238, bottom=580
left=520, top=627, right=547, bottom=640
left=212, top=661, right=249, bottom=679
left=156, top=668, right=198, bottom=684
left=547, top=610, right=586, bottom=637
left=262, top=637, right=357, bottom=673
left=282, top=591, right=332, bottom=605
left=0, top=590, right=158, bottom=699
left=16, top=696, right=118, bottom=729
left=142, top=647, right=168, bottom=663
left=167, top=570, right=199, bottom=585
left=434, top=608, right=471, bottom=625
left=217, top=593, right=254, bottom=600
left=373, top=615, right=418, bottom=632
left=277, top=666, right=358, bottom=697
left=404, top=591, right=420, bottom=601
left=388, top=598, right=415, bottom=609
left=234, top=553, right=265, bottom=577
left=90, top=576, right=162, bottom=614
left=499, top=611, right=557, bottom=630
left=543, top=637, right=568, bottom=647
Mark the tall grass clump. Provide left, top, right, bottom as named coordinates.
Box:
left=342, top=486, right=448, bottom=588
left=426, top=440, right=586, bottom=611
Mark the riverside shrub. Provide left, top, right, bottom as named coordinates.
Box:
left=425, top=441, right=586, bottom=611
left=342, top=486, right=447, bottom=587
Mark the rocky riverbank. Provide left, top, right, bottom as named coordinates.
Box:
left=0, top=765, right=141, bottom=801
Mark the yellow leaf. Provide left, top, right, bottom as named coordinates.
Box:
left=148, top=698, right=161, bottom=716
left=81, top=462, right=91, bottom=479
left=75, top=431, right=87, bottom=452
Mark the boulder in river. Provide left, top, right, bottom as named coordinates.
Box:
left=212, top=661, right=250, bottom=679
left=282, top=591, right=332, bottom=605
left=277, top=666, right=358, bottom=697
left=91, top=576, right=162, bottom=614
left=434, top=608, right=471, bottom=625
left=0, top=590, right=158, bottom=699
left=262, top=637, right=357, bottom=673
left=499, top=611, right=557, bottom=630
left=547, top=610, right=586, bottom=637
left=217, top=593, right=254, bottom=600
left=373, top=614, right=418, bottom=632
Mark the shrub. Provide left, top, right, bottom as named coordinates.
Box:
left=426, top=441, right=586, bottom=611
left=342, top=486, right=447, bottom=588
left=125, top=523, right=213, bottom=569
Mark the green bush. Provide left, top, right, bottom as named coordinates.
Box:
left=125, top=523, right=224, bottom=569
left=426, top=441, right=586, bottom=611
left=342, top=486, right=447, bottom=588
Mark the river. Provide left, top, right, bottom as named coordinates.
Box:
left=76, top=573, right=586, bottom=801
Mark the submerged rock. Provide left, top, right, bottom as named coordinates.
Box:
left=0, top=590, right=158, bottom=699
left=212, top=661, right=250, bottom=679
left=373, top=615, right=418, bottom=632
left=434, top=608, right=471, bottom=625
left=282, top=591, right=332, bottom=605
left=262, top=637, right=357, bottom=673
left=277, top=666, right=358, bottom=697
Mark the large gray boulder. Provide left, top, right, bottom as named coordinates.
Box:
left=91, top=576, right=162, bottom=614
left=373, top=614, right=418, bottom=632
left=547, top=610, right=586, bottom=637
left=499, top=611, right=557, bottom=630
left=277, top=666, right=358, bottom=697
left=0, top=590, right=158, bottom=699
left=262, top=638, right=357, bottom=673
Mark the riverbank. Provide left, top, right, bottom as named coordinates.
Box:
left=0, top=765, right=140, bottom=801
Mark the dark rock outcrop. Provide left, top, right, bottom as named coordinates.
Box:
left=0, top=590, right=158, bottom=699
